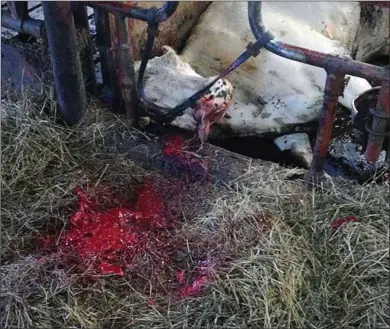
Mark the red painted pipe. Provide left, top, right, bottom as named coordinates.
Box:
left=306, top=72, right=346, bottom=185
left=365, top=80, right=390, bottom=163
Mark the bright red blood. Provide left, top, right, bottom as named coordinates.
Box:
left=163, top=135, right=208, bottom=172
left=178, top=274, right=210, bottom=298
left=135, top=177, right=168, bottom=228
left=331, top=216, right=360, bottom=231
left=39, top=177, right=213, bottom=299
left=176, top=258, right=213, bottom=299
left=44, top=179, right=173, bottom=276
left=99, top=262, right=125, bottom=276
left=163, top=135, right=186, bottom=157
left=147, top=298, right=156, bottom=307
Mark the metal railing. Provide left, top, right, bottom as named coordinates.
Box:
left=1, top=1, right=388, bottom=185
left=248, top=1, right=389, bottom=184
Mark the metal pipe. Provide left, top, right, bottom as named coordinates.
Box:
left=7, top=1, right=28, bottom=19
left=365, top=80, right=390, bottom=163
left=306, top=72, right=346, bottom=186
left=71, top=2, right=97, bottom=96
left=94, top=9, right=112, bottom=86
left=86, top=1, right=179, bottom=23
left=248, top=1, right=390, bottom=175
left=94, top=8, right=121, bottom=109
left=1, top=12, right=45, bottom=39
left=42, top=1, right=87, bottom=125
left=113, top=15, right=138, bottom=124
left=247, top=2, right=389, bottom=82
left=87, top=2, right=149, bottom=20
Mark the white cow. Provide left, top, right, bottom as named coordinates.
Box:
left=137, top=2, right=380, bottom=165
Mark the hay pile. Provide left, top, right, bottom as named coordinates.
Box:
left=1, top=92, right=389, bottom=328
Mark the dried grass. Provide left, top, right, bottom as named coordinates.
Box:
left=1, top=89, right=389, bottom=329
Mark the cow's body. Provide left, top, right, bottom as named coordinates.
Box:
left=136, top=2, right=390, bottom=164
left=179, top=2, right=372, bottom=136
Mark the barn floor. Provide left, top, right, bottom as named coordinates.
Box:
left=1, top=90, right=389, bottom=328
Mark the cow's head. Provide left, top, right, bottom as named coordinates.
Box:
left=135, top=46, right=234, bottom=135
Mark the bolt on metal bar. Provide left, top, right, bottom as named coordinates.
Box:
left=42, top=1, right=87, bottom=125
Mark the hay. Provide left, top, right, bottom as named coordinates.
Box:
left=1, top=90, right=389, bottom=328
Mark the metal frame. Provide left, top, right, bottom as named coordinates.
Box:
left=42, top=1, right=87, bottom=125
left=248, top=2, right=390, bottom=184
left=2, top=1, right=45, bottom=39
left=1, top=1, right=389, bottom=184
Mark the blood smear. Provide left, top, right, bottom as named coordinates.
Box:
left=163, top=135, right=208, bottom=172
left=331, top=216, right=360, bottom=231
left=178, top=274, right=210, bottom=299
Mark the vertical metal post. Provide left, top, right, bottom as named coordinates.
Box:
left=7, top=1, right=28, bottom=19
left=42, top=1, right=87, bottom=125
left=306, top=71, right=346, bottom=186
left=72, top=2, right=97, bottom=96
left=94, top=8, right=121, bottom=109
left=6, top=1, right=32, bottom=41
left=365, top=80, right=390, bottom=163
left=113, top=15, right=138, bottom=125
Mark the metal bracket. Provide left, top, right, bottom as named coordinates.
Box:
left=246, top=42, right=261, bottom=57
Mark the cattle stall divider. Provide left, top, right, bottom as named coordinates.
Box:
left=248, top=2, right=389, bottom=185
left=1, top=1, right=389, bottom=186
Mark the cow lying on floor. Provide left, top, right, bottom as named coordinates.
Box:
left=139, top=2, right=384, bottom=166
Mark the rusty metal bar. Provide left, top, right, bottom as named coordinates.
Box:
left=93, top=9, right=113, bottom=86
left=365, top=81, right=390, bottom=163
left=87, top=1, right=149, bottom=20
left=248, top=2, right=388, bottom=82
left=94, top=8, right=122, bottom=109
left=42, top=1, right=86, bottom=125
left=71, top=2, right=97, bottom=96
left=248, top=1, right=390, bottom=180
left=86, top=1, right=179, bottom=23
left=306, top=72, right=346, bottom=185
left=113, top=15, right=138, bottom=124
